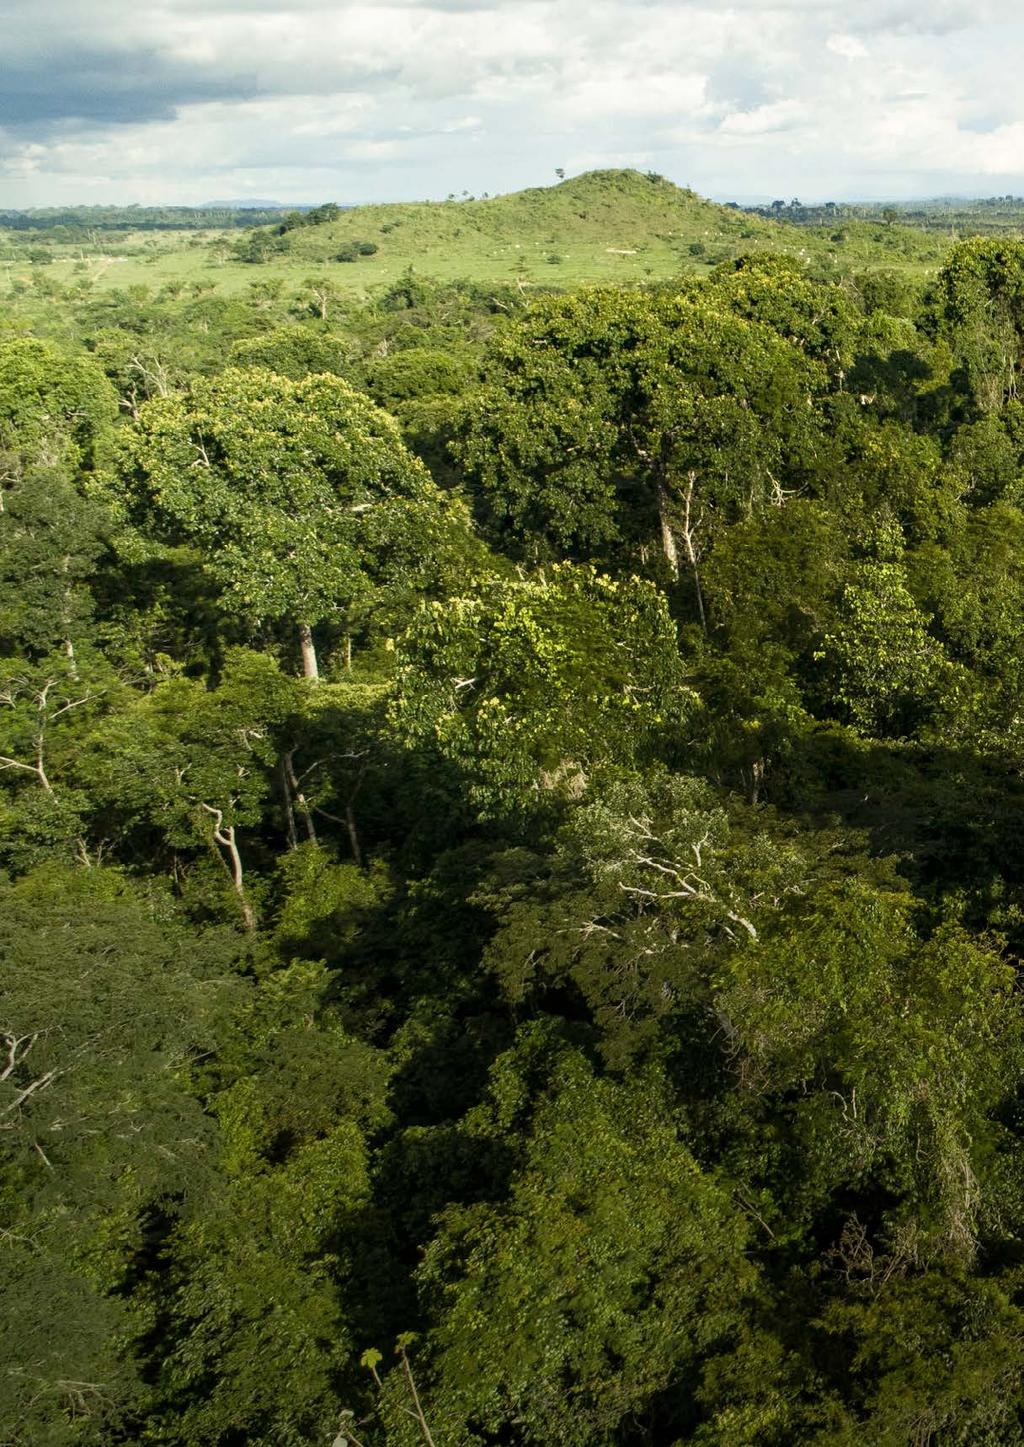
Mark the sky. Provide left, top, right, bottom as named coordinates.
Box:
left=1, top=0, right=1023, bottom=208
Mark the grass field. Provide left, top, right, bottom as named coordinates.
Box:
left=0, top=170, right=956, bottom=306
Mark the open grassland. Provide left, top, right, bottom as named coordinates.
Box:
left=0, top=170, right=955, bottom=307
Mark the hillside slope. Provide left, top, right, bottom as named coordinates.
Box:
left=279, top=168, right=947, bottom=288
left=2, top=169, right=951, bottom=301
left=285, top=169, right=780, bottom=286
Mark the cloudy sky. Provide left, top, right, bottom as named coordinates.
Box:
left=1, top=0, right=1022, bottom=207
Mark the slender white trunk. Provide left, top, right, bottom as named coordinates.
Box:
left=680, top=473, right=707, bottom=635
left=201, top=803, right=255, bottom=931
left=283, top=751, right=318, bottom=845
left=658, top=485, right=680, bottom=581
left=299, top=621, right=319, bottom=681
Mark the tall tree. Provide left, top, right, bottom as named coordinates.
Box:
left=389, top=565, right=688, bottom=820
left=454, top=288, right=827, bottom=626
left=0, top=338, right=118, bottom=483
left=98, top=368, right=472, bottom=678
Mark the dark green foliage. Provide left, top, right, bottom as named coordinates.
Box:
left=277, top=202, right=341, bottom=233
left=453, top=282, right=833, bottom=646
left=336, top=239, right=379, bottom=262
left=231, top=230, right=290, bottom=264
left=95, top=367, right=480, bottom=670
left=414, top=1043, right=754, bottom=1445
left=0, top=464, right=108, bottom=657
left=0, top=867, right=244, bottom=1445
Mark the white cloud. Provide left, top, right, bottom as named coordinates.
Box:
left=0, top=0, right=1023, bottom=204
left=826, top=34, right=869, bottom=60
left=719, top=99, right=808, bottom=136
left=551, top=68, right=710, bottom=123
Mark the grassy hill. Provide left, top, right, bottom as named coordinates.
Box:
left=266, top=168, right=949, bottom=288
left=0, top=169, right=953, bottom=303
left=285, top=169, right=778, bottom=281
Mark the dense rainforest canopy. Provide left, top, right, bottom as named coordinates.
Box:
left=8, top=234, right=1024, bottom=1445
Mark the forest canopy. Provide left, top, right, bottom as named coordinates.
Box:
left=6, top=225, right=1024, bottom=1445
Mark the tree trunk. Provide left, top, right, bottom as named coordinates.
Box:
left=201, top=803, right=255, bottom=931
left=299, top=621, right=319, bottom=681
left=278, top=755, right=299, bottom=850
left=345, top=802, right=363, bottom=868
left=283, top=751, right=318, bottom=845
left=657, top=485, right=680, bottom=582
left=680, top=473, right=707, bottom=635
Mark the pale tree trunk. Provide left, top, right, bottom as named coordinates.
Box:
left=283, top=750, right=318, bottom=845
left=299, top=621, right=319, bottom=681
left=201, top=803, right=255, bottom=931
left=312, top=762, right=367, bottom=867
left=61, top=556, right=79, bottom=680
left=0, top=740, right=54, bottom=797
left=680, top=472, right=707, bottom=636
left=658, top=484, right=680, bottom=581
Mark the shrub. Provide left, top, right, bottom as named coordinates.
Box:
left=336, top=240, right=378, bottom=262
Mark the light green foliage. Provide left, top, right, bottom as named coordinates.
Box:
left=0, top=337, right=118, bottom=475
left=840, top=422, right=962, bottom=544
left=854, top=266, right=923, bottom=318
left=144, top=961, right=390, bottom=1447
left=947, top=406, right=1024, bottom=506
left=475, top=771, right=806, bottom=1067
left=816, top=1273, right=1024, bottom=1446
left=98, top=367, right=465, bottom=655
left=937, top=236, right=1024, bottom=411
left=0, top=464, right=108, bottom=657
left=78, top=649, right=300, bottom=924
left=0, top=650, right=125, bottom=871
left=718, top=880, right=1021, bottom=1256
left=822, top=551, right=951, bottom=736
left=922, top=503, right=1024, bottom=745
left=7, top=183, right=1024, bottom=1447
left=84, top=327, right=184, bottom=417
left=390, top=566, right=688, bottom=817
left=229, top=324, right=352, bottom=379
left=707, top=251, right=862, bottom=381
left=274, top=842, right=393, bottom=958
left=0, top=169, right=955, bottom=310
left=364, top=346, right=477, bottom=408
left=84, top=649, right=292, bottom=844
